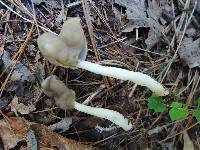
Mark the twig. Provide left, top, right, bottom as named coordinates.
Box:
left=92, top=2, right=116, bottom=37
left=107, top=33, right=166, bottom=56
left=82, top=85, right=105, bottom=105
left=186, top=70, right=200, bottom=105
left=170, top=0, right=191, bottom=47
left=161, top=0, right=197, bottom=83
left=67, top=1, right=81, bottom=8
left=81, top=0, right=100, bottom=61
left=0, top=0, right=54, bottom=34
left=175, top=75, right=194, bottom=96
left=0, top=24, right=35, bottom=97
left=81, top=0, right=110, bottom=87
left=159, top=121, right=200, bottom=143
left=30, top=0, right=40, bottom=35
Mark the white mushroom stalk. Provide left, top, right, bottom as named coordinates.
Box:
left=76, top=60, right=168, bottom=96
left=74, top=102, right=132, bottom=131
left=37, top=17, right=168, bottom=96
left=42, top=75, right=133, bottom=131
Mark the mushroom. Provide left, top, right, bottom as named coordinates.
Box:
left=37, top=17, right=168, bottom=96
left=42, top=75, right=133, bottom=131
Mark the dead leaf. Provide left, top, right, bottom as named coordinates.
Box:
left=161, top=142, right=174, bottom=150
left=145, top=0, right=163, bottom=48
left=32, top=0, right=61, bottom=8
left=0, top=124, right=22, bottom=149
left=0, top=51, right=35, bottom=96
left=25, top=129, right=38, bottom=150
left=0, top=117, right=95, bottom=150
left=115, top=0, right=166, bottom=48
left=183, top=131, right=194, bottom=150
left=34, top=62, right=45, bottom=84
left=0, top=117, right=30, bottom=150
left=196, top=1, right=200, bottom=12
left=115, top=0, right=148, bottom=28
left=9, top=96, right=36, bottom=115
left=147, top=126, right=167, bottom=135
left=48, top=117, right=72, bottom=133
left=32, top=0, right=44, bottom=5
left=178, top=37, right=200, bottom=68
left=0, top=34, right=6, bottom=47
left=31, top=123, right=95, bottom=150
left=0, top=51, right=34, bottom=82
left=0, top=97, right=10, bottom=110
left=145, top=28, right=161, bottom=49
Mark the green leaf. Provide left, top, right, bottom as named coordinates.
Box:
left=170, top=102, right=182, bottom=108
left=147, top=96, right=166, bottom=112
left=169, top=107, right=189, bottom=121
left=194, top=110, right=200, bottom=121
left=169, top=102, right=189, bottom=121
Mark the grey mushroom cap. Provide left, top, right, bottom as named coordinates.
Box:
left=59, top=17, right=88, bottom=61
left=37, top=32, right=80, bottom=67
left=41, top=75, right=75, bottom=110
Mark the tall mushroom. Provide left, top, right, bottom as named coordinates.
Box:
left=42, top=75, right=133, bottom=131
left=37, top=17, right=168, bottom=96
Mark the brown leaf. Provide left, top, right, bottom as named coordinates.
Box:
left=0, top=117, right=30, bottom=149
left=0, top=117, right=95, bottom=150
left=0, top=126, right=21, bottom=149
left=31, top=123, right=95, bottom=150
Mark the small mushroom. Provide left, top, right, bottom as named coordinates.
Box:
left=37, top=17, right=168, bottom=96
left=59, top=17, right=86, bottom=53
left=37, top=32, right=79, bottom=67
left=59, top=17, right=88, bottom=61
left=41, top=75, right=133, bottom=131
left=41, top=75, right=75, bottom=110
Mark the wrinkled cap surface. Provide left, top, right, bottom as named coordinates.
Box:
left=37, top=32, right=80, bottom=67
left=59, top=17, right=88, bottom=61
left=41, top=75, right=75, bottom=110
left=37, top=17, right=88, bottom=67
